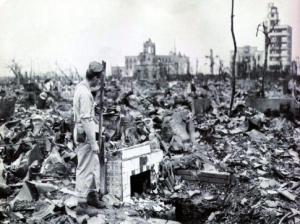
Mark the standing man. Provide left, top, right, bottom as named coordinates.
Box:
left=73, top=61, right=106, bottom=216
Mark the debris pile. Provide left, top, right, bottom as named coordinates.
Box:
left=0, top=78, right=299, bottom=224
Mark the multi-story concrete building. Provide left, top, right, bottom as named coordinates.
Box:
left=265, top=3, right=292, bottom=70
left=230, top=45, right=264, bottom=77
left=111, top=39, right=190, bottom=81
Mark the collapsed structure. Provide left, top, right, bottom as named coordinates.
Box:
left=0, top=74, right=300, bottom=224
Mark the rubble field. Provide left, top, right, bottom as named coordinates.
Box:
left=1, top=78, right=300, bottom=224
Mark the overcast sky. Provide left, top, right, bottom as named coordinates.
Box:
left=0, top=0, right=299, bottom=77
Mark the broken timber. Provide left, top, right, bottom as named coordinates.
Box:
left=174, top=169, right=233, bottom=184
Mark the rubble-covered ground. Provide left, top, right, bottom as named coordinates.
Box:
left=1, top=78, right=300, bottom=224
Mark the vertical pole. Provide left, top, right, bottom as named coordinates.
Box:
left=99, top=136, right=106, bottom=195
left=230, top=0, right=237, bottom=116
left=30, top=59, right=32, bottom=83
left=55, top=61, right=57, bottom=81
left=17, top=71, right=20, bottom=89
left=211, top=49, right=214, bottom=75
left=99, top=61, right=106, bottom=195
left=219, top=63, right=221, bottom=91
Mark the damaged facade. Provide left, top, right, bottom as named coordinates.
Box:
left=265, top=3, right=293, bottom=70
left=112, top=39, right=190, bottom=81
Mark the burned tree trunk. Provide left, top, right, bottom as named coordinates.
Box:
left=229, top=0, right=237, bottom=116
left=7, top=60, right=22, bottom=89
left=262, top=36, right=269, bottom=97
left=256, top=20, right=279, bottom=97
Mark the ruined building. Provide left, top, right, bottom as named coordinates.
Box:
left=265, top=3, right=292, bottom=70
left=112, top=39, right=190, bottom=82
left=230, top=46, right=264, bottom=77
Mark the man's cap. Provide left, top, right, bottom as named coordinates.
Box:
left=39, top=92, right=48, bottom=100
left=88, top=61, right=103, bottom=75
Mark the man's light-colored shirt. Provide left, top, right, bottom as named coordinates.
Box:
left=73, top=79, right=95, bottom=124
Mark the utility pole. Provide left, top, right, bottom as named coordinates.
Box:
left=38, top=60, right=40, bottom=77
left=218, top=59, right=223, bottom=88
left=196, top=58, right=198, bottom=75
left=17, top=71, right=20, bottom=89
left=205, top=49, right=217, bottom=75
left=55, top=61, right=57, bottom=81
left=296, top=57, right=300, bottom=75
left=30, top=59, right=32, bottom=83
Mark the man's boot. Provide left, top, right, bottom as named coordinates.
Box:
left=76, top=203, right=98, bottom=217
left=87, top=191, right=106, bottom=209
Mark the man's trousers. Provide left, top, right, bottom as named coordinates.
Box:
left=75, top=139, right=100, bottom=200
